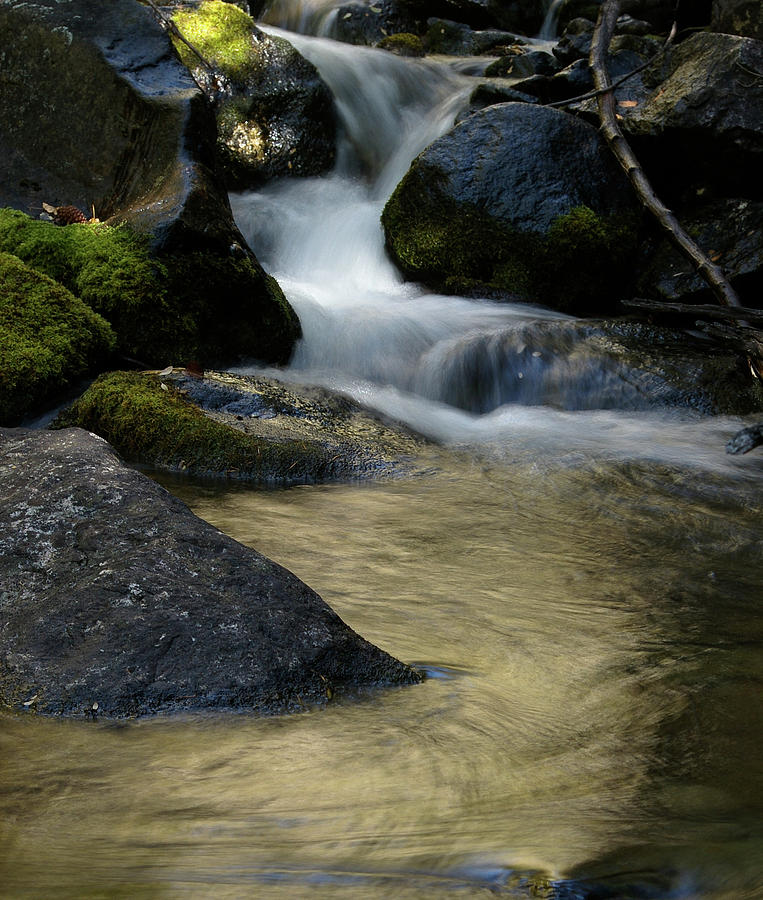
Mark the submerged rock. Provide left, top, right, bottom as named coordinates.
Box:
left=171, top=1, right=336, bottom=188
left=54, top=369, right=427, bottom=484
left=414, top=318, right=763, bottom=416
left=0, top=0, right=300, bottom=368
left=0, top=427, right=422, bottom=718
left=382, top=102, right=639, bottom=313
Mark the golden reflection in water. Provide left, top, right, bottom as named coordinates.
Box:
left=1, top=451, right=761, bottom=898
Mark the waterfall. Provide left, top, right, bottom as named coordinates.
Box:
left=538, top=0, right=567, bottom=40
left=230, top=7, right=752, bottom=471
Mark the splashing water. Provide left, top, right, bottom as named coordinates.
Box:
left=230, top=16, right=758, bottom=476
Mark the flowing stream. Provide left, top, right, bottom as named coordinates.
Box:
left=2, top=5, right=762, bottom=898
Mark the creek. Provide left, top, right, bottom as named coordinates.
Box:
left=1, top=3, right=762, bottom=897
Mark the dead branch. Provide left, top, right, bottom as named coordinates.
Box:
left=622, top=298, right=763, bottom=328
left=590, top=0, right=763, bottom=376
left=547, top=40, right=667, bottom=110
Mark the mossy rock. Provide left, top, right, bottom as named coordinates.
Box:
left=0, top=208, right=299, bottom=366
left=0, top=252, right=115, bottom=425
left=383, top=176, right=636, bottom=314
left=54, top=370, right=425, bottom=483
left=171, top=0, right=335, bottom=186
left=381, top=103, right=639, bottom=314
left=377, top=33, right=426, bottom=57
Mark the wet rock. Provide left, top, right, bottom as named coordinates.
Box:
left=638, top=199, right=763, bottom=307
left=382, top=102, right=639, bottom=313
left=552, top=18, right=595, bottom=66
left=0, top=427, right=422, bottom=718
left=619, top=32, right=763, bottom=202
left=332, top=1, right=420, bottom=45
left=378, top=32, right=427, bottom=56
left=0, top=0, right=300, bottom=366
left=419, top=317, right=762, bottom=415
left=713, top=0, right=763, bottom=38
left=465, top=80, right=539, bottom=115
left=172, top=1, right=336, bottom=188
left=54, top=369, right=427, bottom=484
left=726, top=422, right=763, bottom=453
left=484, top=49, right=559, bottom=77
left=424, top=18, right=518, bottom=55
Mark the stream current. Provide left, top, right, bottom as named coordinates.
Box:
left=2, top=4, right=762, bottom=897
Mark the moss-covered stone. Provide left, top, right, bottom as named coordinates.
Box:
left=382, top=168, right=636, bottom=314
left=172, top=0, right=257, bottom=83
left=377, top=33, right=426, bottom=57
left=54, top=371, right=424, bottom=483
left=171, top=0, right=335, bottom=187
left=0, top=252, right=115, bottom=425
left=0, top=208, right=299, bottom=366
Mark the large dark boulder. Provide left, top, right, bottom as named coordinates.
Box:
left=382, top=102, right=639, bottom=313
left=171, top=1, right=336, bottom=188
left=0, top=0, right=300, bottom=366
left=712, top=0, right=763, bottom=39
left=0, top=427, right=422, bottom=718
left=620, top=32, right=763, bottom=202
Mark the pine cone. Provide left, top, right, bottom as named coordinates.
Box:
left=52, top=205, right=88, bottom=226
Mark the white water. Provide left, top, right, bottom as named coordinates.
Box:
left=231, top=19, right=759, bottom=477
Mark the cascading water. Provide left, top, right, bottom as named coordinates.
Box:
left=232, top=14, right=756, bottom=472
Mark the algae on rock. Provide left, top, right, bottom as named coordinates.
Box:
left=171, top=0, right=336, bottom=188
left=381, top=103, right=640, bottom=314
left=0, top=252, right=115, bottom=425
left=0, top=209, right=299, bottom=367
left=54, top=370, right=425, bottom=484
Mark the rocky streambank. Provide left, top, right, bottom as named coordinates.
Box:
left=0, top=427, right=422, bottom=718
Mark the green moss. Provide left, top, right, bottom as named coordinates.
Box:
left=0, top=252, right=115, bottom=425
left=0, top=208, right=299, bottom=366
left=382, top=172, right=639, bottom=314
left=171, top=0, right=260, bottom=84
left=53, top=372, right=343, bottom=483
left=534, top=205, right=639, bottom=314
left=377, top=33, right=425, bottom=57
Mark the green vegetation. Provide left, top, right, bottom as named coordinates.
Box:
left=54, top=371, right=344, bottom=483
left=171, top=0, right=259, bottom=84
left=377, top=33, right=425, bottom=58
left=382, top=173, right=638, bottom=314
left=0, top=208, right=299, bottom=366
left=0, top=252, right=115, bottom=425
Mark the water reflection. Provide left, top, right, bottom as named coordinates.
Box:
left=2, top=453, right=759, bottom=897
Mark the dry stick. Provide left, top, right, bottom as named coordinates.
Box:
left=547, top=44, right=661, bottom=110
left=590, top=0, right=763, bottom=377
left=622, top=298, right=763, bottom=328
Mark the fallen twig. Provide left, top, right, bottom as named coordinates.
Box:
left=590, top=0, right=763, bottom=377
left=622, top=298, right=763, bottom=328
